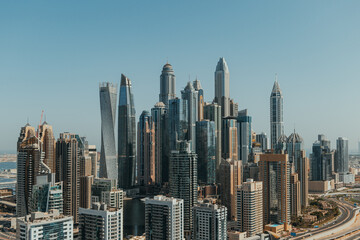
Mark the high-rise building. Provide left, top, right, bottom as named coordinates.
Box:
left=17, top=135, right=43, bottom=217
left=17, top=123, right=36, bottom=152
left=192, top=203, right=227, bottom=240
left=16, top=210, right=73, bottom=240
left=151, top=102, right=168, bottom=184
left=30, top=174, right=63, bottom=214
left=196, top=120, right=216, bottom=184
left=168, top=98, right=188, bottom=151
left=80, top=175, right=94, bottom=209
left=236, top=179, right=263, bottom=237
left=56, top=133, right=81, bottom=223
left=286, top=133, right=309, bottom=208
left=219, top=159, right=242, bottom=220
left=137, top=111, right=156, bottom=186
left=159, top=63, right=176, bottom=107
left=88, top=145, right=98, bottom=177
left=118, top=74, right=136, bottom=188
left=270, top=79, right=284, bottom=149
left=145, top=195, right=184, bottom=240
left=259, top=153, right=290, bottom=226
left=214, top=57, right=230, bottom=118
left=256, top=132, right=268, bottom=152
left=335, top=137, right=349, bottom=174
left=99, top=82, right=118, bottom=182
left=169, top=141, right=197, bottom=235
left=310, top=135, right=334, bottom=181
left=222, top=117, right=238, bottom=161
left=181, top=82, right=199, bottom=152
left=39, top=122, right=56, bottom=173
left=204, top=102, right=222, bottom=169
left=290, top=173, right=301, bottom=217
left=193, top=78, right=204, bottom=121
left=229, top=99, right=239, bottom=117
left=80, top=139, right=92, bottom=177
left=79, top=203, right=123, bottom=240
left=237, top=109, right=252, bottom=164
left=91, top=178, right=123, bottom=209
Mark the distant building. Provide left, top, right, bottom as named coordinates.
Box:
left=168, top=98, right=188, bottom=151
left=270, top=79, right=284, bottom=149
left=16, top=210, right=73, bottom=240
left=169, top=141, right=197, bottom=236
left=256, top=132, right=268, bottom=152
left=38, top=122, right=56, bottom=173
left=145, top=195, right=184, bottom=240
left=236, top=179, right=263, bottom=237
left=311, top=135, right=334, bottom=181
left=79, top=203, right=123, bottom=240
left=91, top=178, right=123, bottom=210
left=137, top=111, right=156, bottom=186
left=219, top=159, right=242, bottom=220
left=214, top=57, right=230, bottom=118
left=237, top=109, right=252, bottom=164
left=192, top=203, right=227, bottom=240
left=88, top=145, right=98, bottom=177
left=335, top=137, right=349, bottom=174
left=80, top=175, right=94, bottom=209
left=259, top=153, right=290, bottom=227
left=222, top=117, right=238, bottom=161
left=290, top=173, right=301, bottom=217
left=193, top=79, right=204, bottom=121
left=159, top=63, right=176, bottom=107
left=118, top=74, right=136, bottom=188
left=196, top=120, right=216, bottom=184
left=99, top=82, right=118, bottom=182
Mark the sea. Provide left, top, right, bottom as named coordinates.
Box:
left=0, top=162, right=17, bottom=191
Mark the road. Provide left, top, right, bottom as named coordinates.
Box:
left=291, top=198, right=355, bottom=239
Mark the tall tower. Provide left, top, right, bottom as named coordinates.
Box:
left=270, top=78, right=284, bottom=149
left=181, top=82, right=199, bottom=152
left=169, top=141, right=197, bottom=236
left=118, top=74, right=136, bottom=189
left=38, top=122, right=56, bottom=173
left=159, top=63, right=176, bottom=107
left=193, top=78, right=204, bottom=121
left=168, top=98, right=188, bottom=151
left=137, top=111, right=156, bottom=186
left=335, top=137, right=349, bottom=174
left=310, top=135, right=334, bottom=181
left=99, top=82, right=118, bottom=181
left=237, top=109, right=252, bottom=164
left=222, top=117, right=238, bottom=161
left=214, top=57, right=230, bottom=117
left=204, top=103, right=222, bottom=169
left=55, top=133, right=81, bottom=223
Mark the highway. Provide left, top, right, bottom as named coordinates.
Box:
left=291, top=198, right=355, bottom=239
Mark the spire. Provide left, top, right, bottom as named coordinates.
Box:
left=271, top=77, right=282, bottom=95
left=121, top=74, right=131, bottom=86
left=193, top=78, right=202, bottom=90
left=216, top=57, right=229, bottom=72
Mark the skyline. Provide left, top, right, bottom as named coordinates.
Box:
left=2, top=1, right=360, bottom=152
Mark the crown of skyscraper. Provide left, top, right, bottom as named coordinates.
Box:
left=271, top=80, right=282, bottom=95
left=215, top=57, right=229, bottom=72
left=287, top=132, right=303, bottom=143
left=121, top=74, right=131, bottom=86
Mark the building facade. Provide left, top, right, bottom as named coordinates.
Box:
left=270, top=79, right=284, bottom=149
left=159, top=63, right=176, bottom=107
left=214, top=57, right=230, bottom=118
left=237, top=109, right=252, bottom=164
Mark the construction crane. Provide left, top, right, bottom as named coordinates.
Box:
left=37, top=110, right=44, bottom=138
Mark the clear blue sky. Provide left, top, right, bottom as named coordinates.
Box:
left=1, top=1, right=360, bottom=153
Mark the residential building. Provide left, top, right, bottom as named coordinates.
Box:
left=237, top=109, right=252, bottom=164
left=214, top=57, right=230, bottom=118
left=159, top=62, right=176, bottom=107
left=222, top=117, right=238, bottom=161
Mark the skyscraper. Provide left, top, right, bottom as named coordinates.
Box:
left=159, top=62, right=176, bottom=107
left=196, top=120, right=216, bottom=184
left=256, top=132, right=268, bottom=152
left=118, top=74, right=136, bottom=188
left=193, top=78, right=204, bottom=121
left=192, top=203, right=227, bottom=240
left=88, top=145, right=98, bottom=177
left=145, top=195, right=184, bottom=240
left=237, top=109, right=252, bottom=164
left=214, top=57, right=230, bottom=118
left=39, top=122, right=56, bottom=173
left=137, top=111, right=156, bottom=186
left=151, top=102, right=168, bottom=184
left=181, top=81, right=199, bottom=152
left=310, top=135, right=334, bottom=181
left=56, top=133, right=81, bottom=223
left=236, top=179, right=263, bottom=237
left=80, top=175, right=94, bottom=209
left=335, top=137, right=349, bottom=174
left=91, top=178, right=123, bottom=209
left=169, top=141, right=197, bottom=236
left=79, top=202, right=123, bottom=240
left=219, top=159, right=242, bottom=220
left=17, top=135, right=43, bottom=217
left=204, top=102, right=222, bottom=169
left=17, top=123, right=36, bottom=152
left=259, top=153, right=290, bottom=226
left=270, top=79, right=284, bottom=149
left=99, top=82, right=118, bottom=181
left=16, top=210, right=73, bottom=240
left=290, top=173, right=301, bottom=217
left=168, top=98, right=188, bottom=151
left=222, top=117, right=238, bottom=161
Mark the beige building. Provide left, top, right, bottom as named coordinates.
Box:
left=222, top=117, right=238, bottom=161
left=219, top=159, right=242, bottom=220
left=290, top=173, right=301, bottom=217
left=39, top=122, right=56, bottom=173
left=80, top=175, right=94, bottom=209
left=236, top=179, right=263, bottom=237
left=259, top=153, right=290, bottom=227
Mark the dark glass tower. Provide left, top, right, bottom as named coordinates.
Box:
left=270, top=79, right=284, bottom=149
left=118, top=74, right=136, bottom=189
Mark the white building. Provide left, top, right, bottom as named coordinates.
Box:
left=192, top=203, right=227, bottom=240
left=16, top=210, right=73, bottom=240
left=145, top=195, right=184, bottom=240
left=79, top=202, right=123, bottom=240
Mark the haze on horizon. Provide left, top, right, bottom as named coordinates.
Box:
left=1, top=1, right=360, bottom=153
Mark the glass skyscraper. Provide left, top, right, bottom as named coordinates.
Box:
left=99, top=82, right=118, bottom=181
left=270, top=79, right=284, bottom=149
left=237, top=109, right=252, bottom=164
left=335, top=137, right=349, bottom=173
left=159, top=63, right=176, bottom=107
left=168, top=98, right=188, bottom=151
left=214, top=57, right=230, bottom=118
left=118, top=74, right=136, bottom=188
